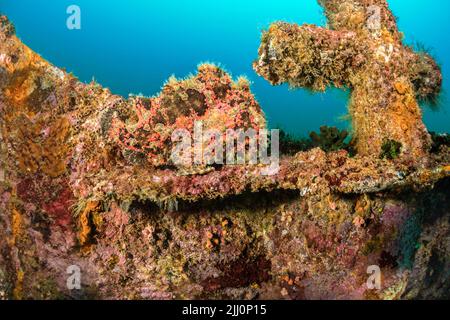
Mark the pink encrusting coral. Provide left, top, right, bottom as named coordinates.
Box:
left=107, top=64, right=266, bottom=167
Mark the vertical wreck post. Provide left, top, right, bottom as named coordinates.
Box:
left=254, top=0, right=442, bottom=159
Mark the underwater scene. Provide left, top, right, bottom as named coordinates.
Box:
left=0, top=0, right=449, bottom=303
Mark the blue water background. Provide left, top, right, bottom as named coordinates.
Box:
left=1, top=0, right=449, bottom=136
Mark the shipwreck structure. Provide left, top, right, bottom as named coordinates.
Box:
left=254, top=0, right=442, bottom=159
left=0, top=0, right=449, bottom=300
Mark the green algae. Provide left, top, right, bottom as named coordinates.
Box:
left=380, top=139, right=403, bottom=160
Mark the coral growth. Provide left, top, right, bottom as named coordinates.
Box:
left=310, top=126, right=350, bottom=152
left=430, top=132, right=450, bottom=153
left=107, top=64, right=266, bottom=167
left=0, top=5, right=449, bottom=302
left=278, top=126, right=352, bottom=155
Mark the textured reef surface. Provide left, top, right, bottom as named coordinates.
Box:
left=0, top=0, right=449, bottom=300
